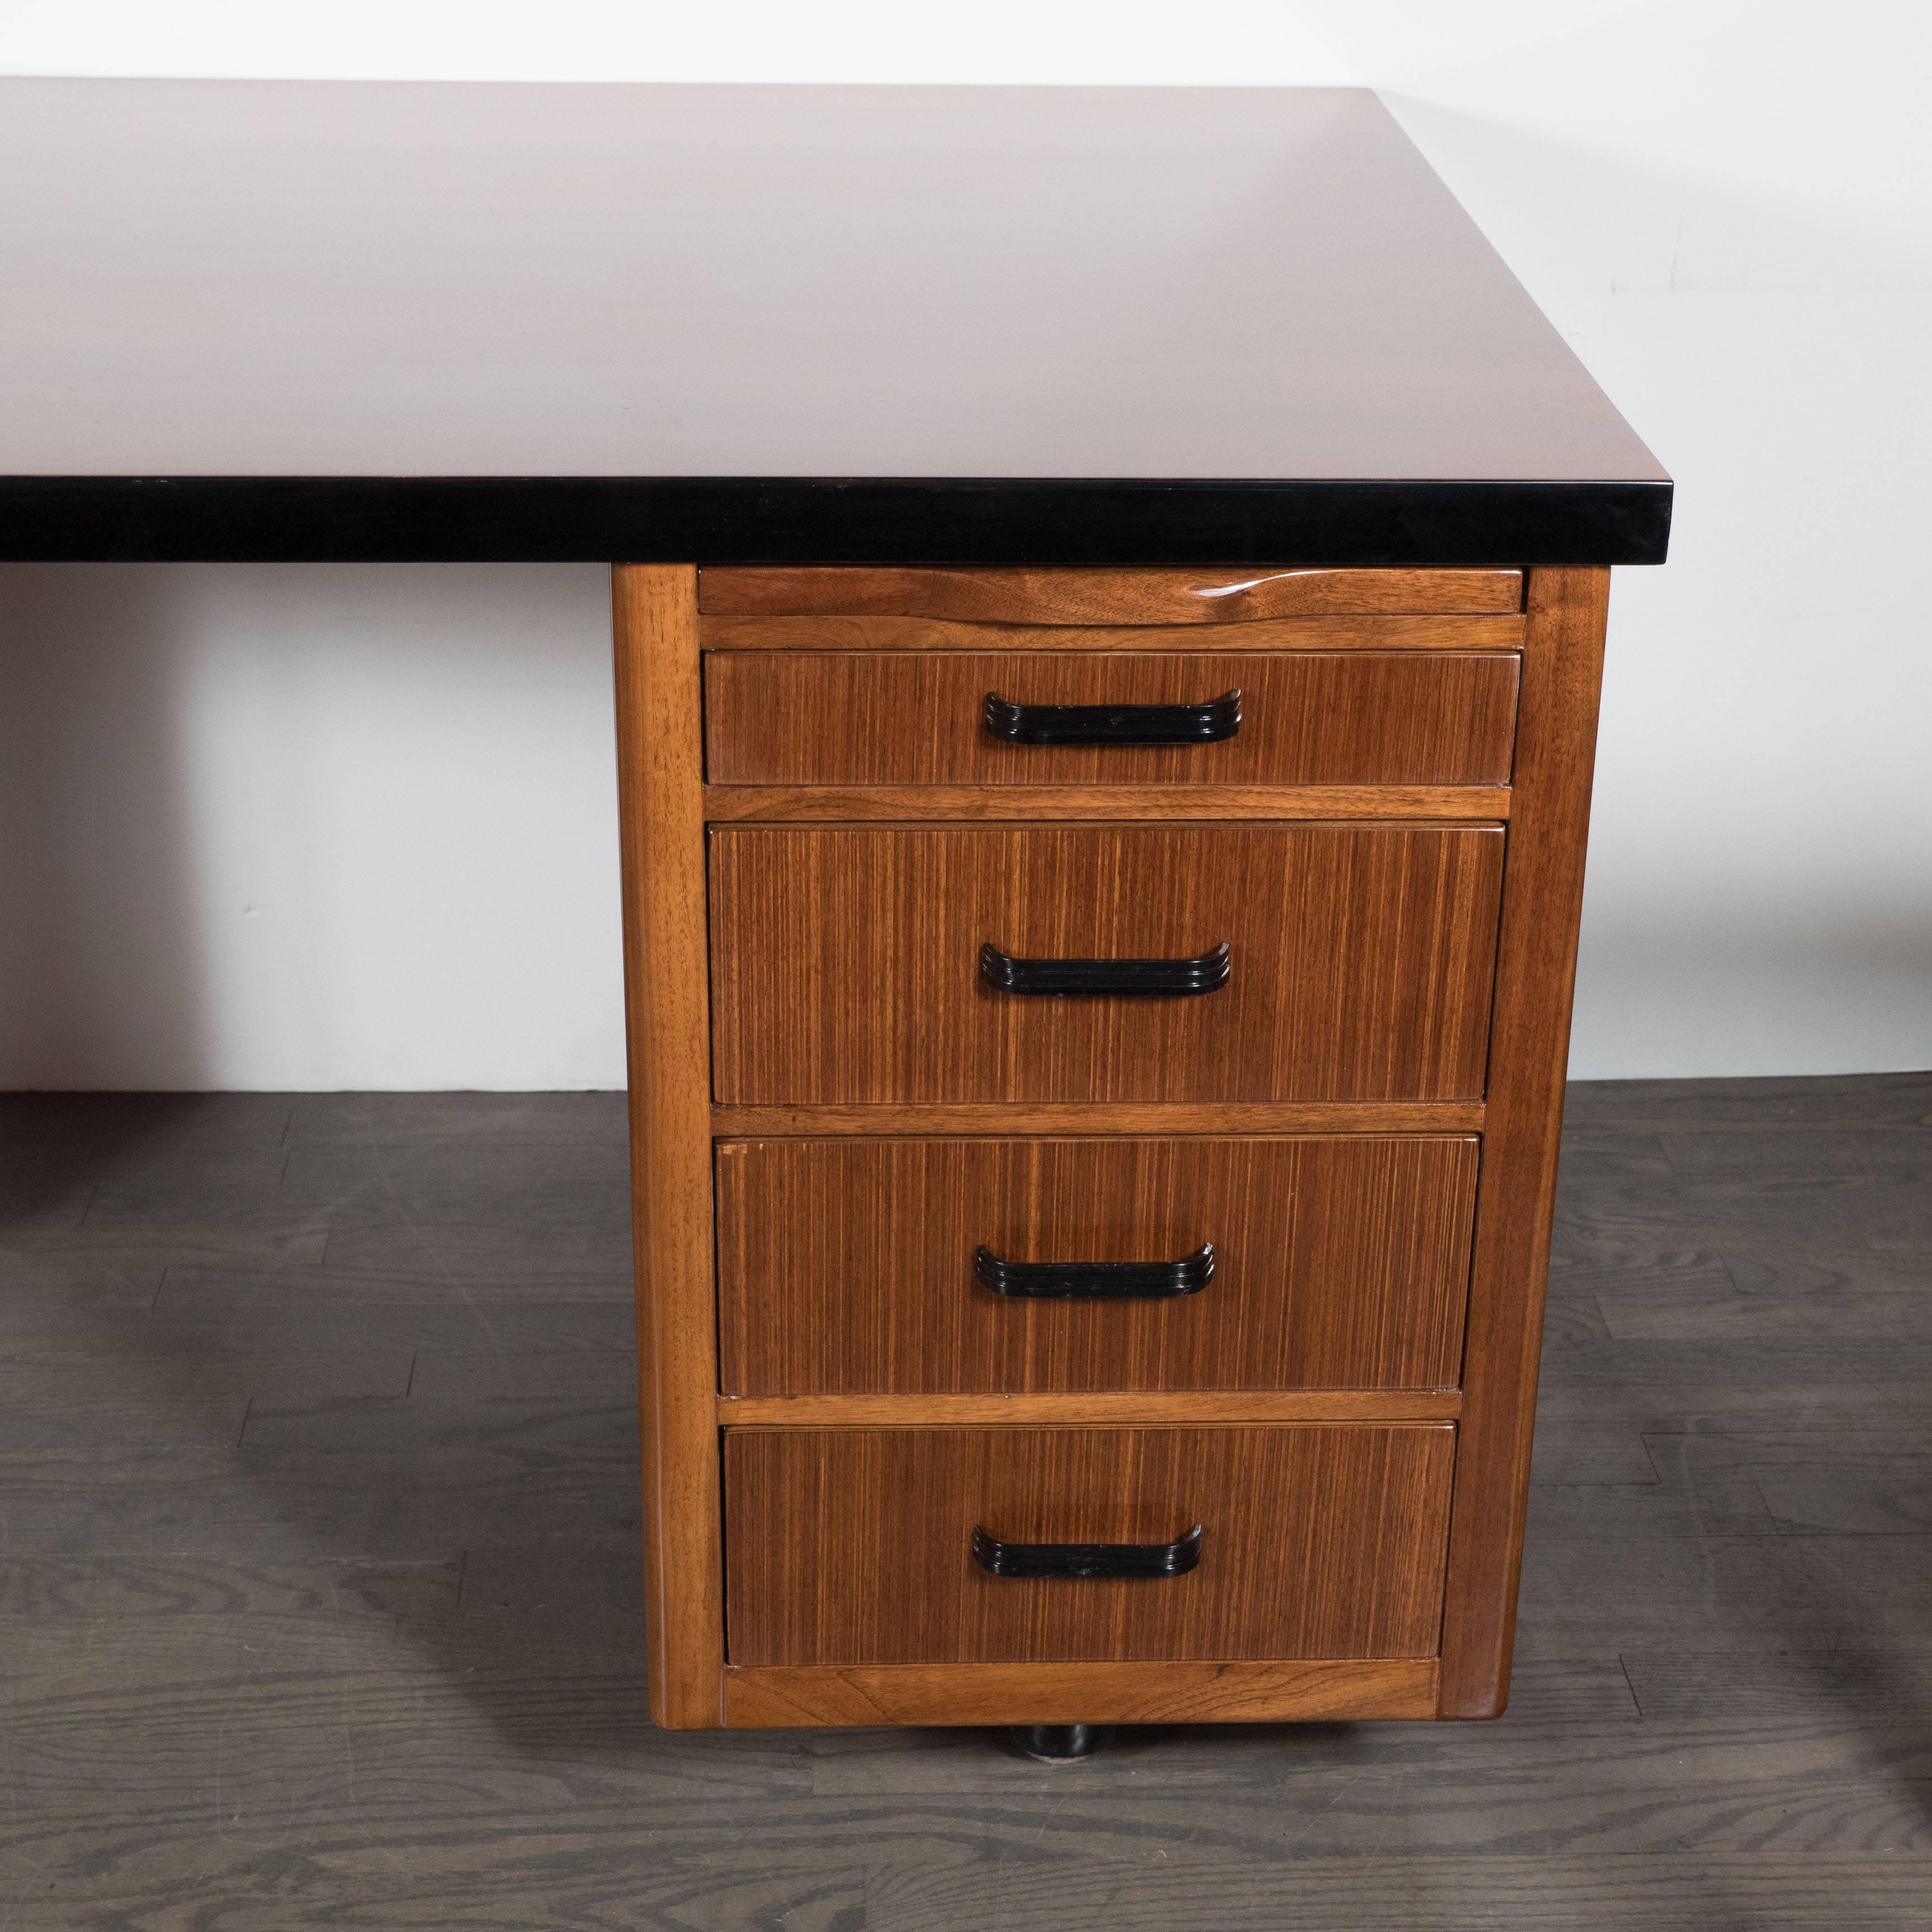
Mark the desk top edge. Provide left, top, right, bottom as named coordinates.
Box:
left=0, top=476, right=1671, bottom=565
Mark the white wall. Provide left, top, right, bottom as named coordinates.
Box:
left=3, top=2, right=1928, bottom=1088
left=0, top=566, right=623, bottom=1089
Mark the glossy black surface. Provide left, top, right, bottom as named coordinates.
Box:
left=973, top=1242, right=1216, bottom=1301
left=0, top=476, right=1671, bottom=565
left=970, top=1523, right=1206, bottom=1581
left=978, top=940, right=1233, bottom=998
left=984, top=689, right=1243, bottom=746
left=0, top=82, right=1670, bottom=564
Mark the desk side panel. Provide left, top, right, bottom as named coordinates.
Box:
left=613, top=564, right=726, bottom=1727
left=1437, top=565, right=1609, bottom=1717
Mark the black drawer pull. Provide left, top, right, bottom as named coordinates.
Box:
left=970, top=1522, right=1205, bottom=1581
left=974, top=1242, right=1215, bottom=1300
left=984, top=689, right=1242, bottom=745
left=979, top=939, right=1230, bottom=997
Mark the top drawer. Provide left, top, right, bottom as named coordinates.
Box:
left=698, top=566, right=1523, bottom=623
left=705, top=651, right=1518, bottom=788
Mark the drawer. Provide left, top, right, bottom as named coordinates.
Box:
left=708, top=824, right=1503, bottom=1104
left=704, top=651, right=1519, bottom=788
left=697, top=566, right=1523, bottom=622
left=717, top=1135, right=1478, bottom=1395
left=724, top=1424, right=1456, bottom=1664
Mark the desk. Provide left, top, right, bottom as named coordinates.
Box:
left=1, top=80, right=1670, bottom=1746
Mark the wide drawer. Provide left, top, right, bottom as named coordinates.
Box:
left=704, top=651, right=1519, bottom=787
left=708, top=823, right=1504, bottom=1104
left=724, top=1424, right=1456, bottom=1665
left=717, top=1135, right=1478, bottom=1395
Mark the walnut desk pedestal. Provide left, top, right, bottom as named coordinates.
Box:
left=615, top=560, right=1625, bottom=1752
left=0, top=82, right=1670, bottom=1754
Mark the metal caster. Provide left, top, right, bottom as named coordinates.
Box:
left=1010, top=1723, right=1115, bottom=1762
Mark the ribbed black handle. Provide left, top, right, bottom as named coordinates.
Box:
left=979, top=940, right=1230, bottom=997
left=984, top=689, right=1242, bottom=745
left=970, top=1522, right=1205, bottom=1581
left=974, top=1242, right=1215, bottom=1300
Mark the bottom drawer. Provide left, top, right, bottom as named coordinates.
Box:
left=724, top=1424, right=1455, bottom=1666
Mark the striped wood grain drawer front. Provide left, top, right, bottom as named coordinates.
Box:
left=723, top=1424, right=1457, bottom=1665
left=703, top=651, right=1519, bottom=788
left=716, top=1135, right=1478, bottom=1396
left=697, top=566, right=1523, bottom=623
left=707, top=824, right=1504, bottom=1105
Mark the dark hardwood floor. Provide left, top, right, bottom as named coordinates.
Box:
left=2, top=1074, right=1928, bottom=1929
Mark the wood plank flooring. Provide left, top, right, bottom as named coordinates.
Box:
left=1, top=1074, right=1928, bottom=1929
